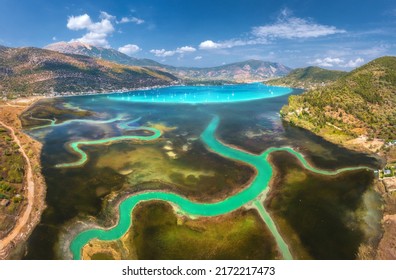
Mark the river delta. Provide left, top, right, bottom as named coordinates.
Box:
left=21, top=84, right=381, bottom=260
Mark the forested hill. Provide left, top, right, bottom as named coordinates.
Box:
left=281, top=56, right=396, bottom=148
left=266, top=66, right=347, bottom=89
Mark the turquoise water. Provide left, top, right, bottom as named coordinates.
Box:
left=68, top=116, right=371, bottom=260
left=253, top=199, right=292, bottom=260
left=109, top=83, right=292, bottom=103
left=56, top=123, right=161, bottom=168
left=28, top=114, right=126, bottom=131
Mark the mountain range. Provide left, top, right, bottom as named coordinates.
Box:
left=45, top=42, right=291, bottom=82
left=0, top=45, right=177, bottom=98
left=163, top=60, right=291, bottom=82
left=45, top=42, right=163, bottom=67
left=0, top=42, right=293, bottom=99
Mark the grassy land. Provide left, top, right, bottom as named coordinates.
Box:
left=83, top=201, right=281, bottom=260
left=0, top=125, right=25, bottom=238
left=20, top=98, right=93, bottom=127
left=266, top=151, right=379, bottom=259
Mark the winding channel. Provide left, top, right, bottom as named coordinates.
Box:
left=29, top=114, right=157, bottom=169
left=56, top=115, right=373, bottom=260
left=28, top=114, right=127, bottom=131
left=56, top=127, right=160, bottom=168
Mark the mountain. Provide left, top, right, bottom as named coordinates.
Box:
left=281, top=56, right=396, bottom=153
left=266, top=66, right=347, bottom=89
left=0, top=46, right=178, bottom=98
left=45, top=42, right=291, bottom=82
left=45, top=41, right=163, bottom=67
left=165, top=60, right=291, bottom=82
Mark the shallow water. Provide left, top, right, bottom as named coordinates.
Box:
left=109, top=83, right=292, bottom=103
left=22, top=84, right=380, bottom=259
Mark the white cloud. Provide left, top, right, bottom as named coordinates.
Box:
left=199, top=40, right=222, bottom=50
left=194, top=56, right=203, bottom=60
left=311, top=57, right=344, bottom=67
left=118, top=44, right=141, bottom=56
left=89, top=19, right=114, bottom=34
left=356, top=45, right=389, bottom=57
left=73, top=32, right=109, bottom=47
left=279, top=7, right=292, bottom=18
left=66, top=12, right=148, bottom=48
left=119, top=17, right=145, bottom=24
left=252, top=17, right=345, bottom=39
left=310, top=56, right=364, bottom=68
left=177, top=46, right=196, bottom=53
left=150, top=49, right=176, bottom=57
left=199, top=38, right=267, bottom=50
left=343, top=58, right=364, bottom=68
left=67, top=14, right=92, bottom=30
left=150, top=46, right=196, bottom=57
left=52, top=36, right=57, bottom=41
left=100, top=11, right=116, bottom=21
left=199, top=10, right=345, bottom=51
left=67, top=12, right=115, bottom=47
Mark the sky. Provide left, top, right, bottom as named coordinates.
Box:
left=0, top=0, right=396, bottom=69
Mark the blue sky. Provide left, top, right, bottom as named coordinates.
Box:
left=0, top=0, right=395, bottom=69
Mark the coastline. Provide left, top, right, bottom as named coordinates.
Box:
left=13, top=81, right=283, bottom=101
left=43, top=83, right=178, bottom=99
left=282, top=113, right=387, bottom=157
left=0, top=97, right=47, bottom=259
